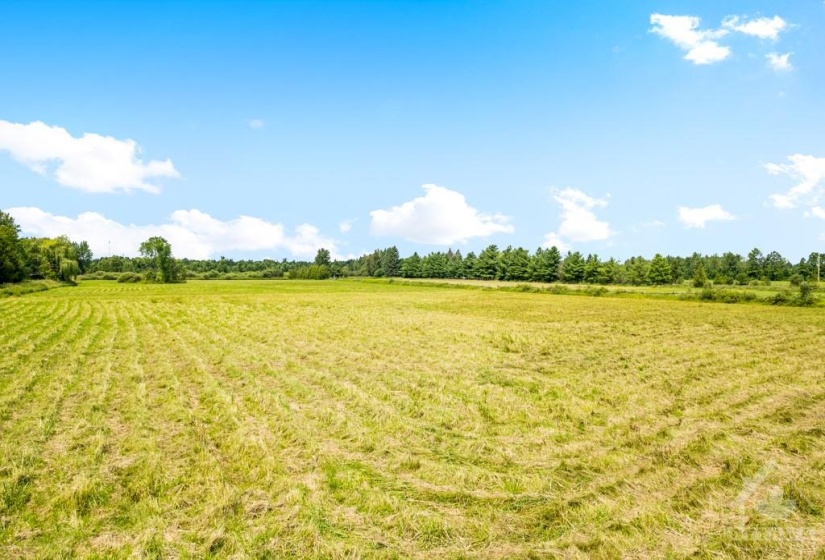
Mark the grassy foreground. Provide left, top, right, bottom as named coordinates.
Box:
left=1, top=280, right=824, bottom=558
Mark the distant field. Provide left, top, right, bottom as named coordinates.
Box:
left=395, top=277, right=804, bottom=300
left=1, top=280, right=824, bottom=558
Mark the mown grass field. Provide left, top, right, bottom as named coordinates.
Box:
left=1, top=280, right=824, bottom=558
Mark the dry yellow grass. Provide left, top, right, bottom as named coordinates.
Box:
left=1, top=279, right=823, bottom=558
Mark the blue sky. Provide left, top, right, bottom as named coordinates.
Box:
left=1, top=1, right=824, bottom=261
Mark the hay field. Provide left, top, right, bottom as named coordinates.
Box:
left=1, top=280, right=823, bottom=558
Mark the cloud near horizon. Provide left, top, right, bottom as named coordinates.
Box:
left=7, top=207, right=342, bottom=260
left=766, top=154, right=825, bottom=211
left=369, top=184, right=513, bottom=245
left=543, top=188, right=614, bottom=251
left=0, top=120, right=179, bottom=193
left=677, top=204, right=736, bottom=228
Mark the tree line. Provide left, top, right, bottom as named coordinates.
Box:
left=88, top=244, right=824, bottom=287
left=3, top=209, right=823, bottom=286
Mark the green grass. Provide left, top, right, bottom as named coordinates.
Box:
left=0, top=279, right=64, bottom=298
left=1, top=280, right=824, bottom=558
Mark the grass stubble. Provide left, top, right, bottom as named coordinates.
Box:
left=0, top=280, right=823, bottom=558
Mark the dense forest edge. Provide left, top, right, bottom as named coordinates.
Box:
left=2, top=210, right=822, bottom=305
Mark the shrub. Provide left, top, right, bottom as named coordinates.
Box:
left=585, top=286, right=609, bottom=297
left=697, top=288, right=757, bottom=304
left=117, top=273, right=142, bottom=283
left=770, top=290, right=793, bottom=305
left=798, top=282, right=817, bottom=306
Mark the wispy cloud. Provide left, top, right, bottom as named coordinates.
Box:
left=766, top=52, right=793, bottom=71
left=722, top=15, right=788, bottom=40
left=248, top=119, right=265, bottom=129
left=766, top=154, right=825, bottom=209
left=652, top=13, right=790, bottom=66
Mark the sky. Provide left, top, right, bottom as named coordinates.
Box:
left=1, top=1, right=824, bottom=261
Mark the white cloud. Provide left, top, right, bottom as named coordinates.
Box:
left=766, top=155, right=825, bottom=209
left=542, top=188, right=614, bottom=250
left=7, top=207, right=341, bottom=260
left=541, top=232, right=570, bottom=253
left=248, top=119, right=265, bottom=129
left=369, top=184, right=513, bottom=245
left=809, top=207, right=825, bottom=220
left=0, top=121, right=179, bottom=193
left=339, top=219, right=354, bottom=233
left=677, top=205, right=736, bottom=228
left=766, top=52, right=793, bottom=71
left=650, top=14, right=731, bottom=65
left=723, top=15, right=787, bottom=40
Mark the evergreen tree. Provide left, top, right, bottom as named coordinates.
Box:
left=647, top=253, right=672, bottom=285
left=583, top=254, right=602, bottom=284
left=381, top=246, right=401, bottom=277
left=463, top=252, right=478, bottom=279
left=500, top=246, right=530, bottom=281
left=625, top=256, right=649, bottom=285
left=475, top=245, right=500, bottom=280
left=446, top=250, right=465, bottom=278
left=400, top=252, right=422, bottom=278
left=692, top=261, right=708, bottom=288
left=560, top=251, right=585, bottom=283
left=601, top=258, right=621, bottom=284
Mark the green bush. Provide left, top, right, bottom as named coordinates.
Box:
left=798, top=282, right=817, bottom=306
left=770, top=290, right=793, bottom=305
left=117, top=272, right=142, bottom=283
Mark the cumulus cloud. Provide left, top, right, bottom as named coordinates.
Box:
left=0, top=121, right=179, bottom=193
left=722, top=15, right=787, bottom=40
left=7, top=207, right=340, bottom=260
left=766, top=52, right=793, bottom=71
left=369, top=184, right=513, bottom=245
left=339, top=219, right=354, bottom=233
left=541, top=232, right=570, bottom=253
left=542, top=188, right=614, bottom=250
left=650, top=14, right=730, bottom=65
left=677, top=205, right=736, bottom=228
left=248, top=119, right=265, bottom=129
left=766, top=154, right=825, bottom=209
